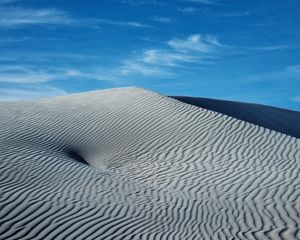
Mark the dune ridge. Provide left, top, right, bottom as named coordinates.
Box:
left=0, top=87, right=299, bottom=240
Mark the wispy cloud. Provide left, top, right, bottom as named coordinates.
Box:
left=0, top=51, right=106, bottom=64
left=113, top=0, right=165, bottom=6
left=0, top=65, right=73, bottom=83
left=0, top=7, right=74, bottom=27
left=0, top=63, right=131, bottom=87
left=0, top=37, right=31, bottom=44
left=120, top=60, right=173, bottom=77
left=0, top=6, right=151, bottom=29
left=216, top=11, right=250, bottom=17
left=179, top=0, right=221, bottom=5
left=117, top=34, right=223, bottom=77
left=0, top=64, right=125, bottom=84
left=177, top=7, right=197, bottom=13
left=91, top=18, right=152, bottom=28
left=59, top=68, right=123, bottom=82
left=168, top=34, right=222, bottom=53
left=142, top=49, right=201, bottom=66
left=0, top=85, right=66, bottom=101
left=248, top=45, right=291, bottom=51
left=151, top=15, right=172, bottom=23
left=117, top=37, right=293, bottom=79
left=120, top=50, right=201, bottom=77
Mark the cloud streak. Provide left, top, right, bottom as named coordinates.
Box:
left=117, top=34, right=223, bottom=77
left=0, top=63, right=128, bottom=86
left=248, top=45, right=291, bottom=51
left=179, top=0, right=221, bottom=5
left=116, top=34, right=291, bottom=79
left=113, top=0, right=165, bottom=6
left=142, top=49, right=200, bottom=66
left=0, top=6, right=151, bottom=29
left=120, top=60, right=174, bottom=77
left=91, top=18, right=152, bottom=28
left=0, top=65, right=48, bottom=83
left=0, top=64, right=114, bottom=83
left=0, top=85, right=66, bottom=101
left=177, top=7, right=197, bottom=13
left=0, top=37, right=31, bottom=44
left=168, top=34, right=222, bottom=52
left=151, top=16, right=172, bottom=23
left=0, top=7, right=74, bottom=27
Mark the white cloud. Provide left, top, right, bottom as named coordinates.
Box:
left=0, top=65, right=99, bottom=83
left=0, top=65, right=55, bottom=83
left=0, top=6, right=151, bottom=29
left=65, top=69, right=82, bottom=77
left=61, top=68, right=122, bottom=82
left=0, top=85, right=66, bottom=101
left=114, top=0, right=164, bottom=6
left=0, top=33, right=224, bottom=84
left=217, top=11, right=250, bottom=17
left=142, top=49, right=200, bottom=66
left=248, top=45, right=291, bottom=51
left=180, top=0, right=221, bottom=5
left=117, top=50, right=198, bottom=77
left=0, top=63, right=125, bottom=85
left=177, top=7, right=197, bottom=13
left=117, top=34, right=222, bottom=77
left=0, top=37, right=31, bottom=43
left=92, top=18, right=152, bottom=28
left=0, top=7, right=74, bottom=27
left=0, top=51, right=107, bottom=62
left=120, top=60, right=172, bottom=77
left=168, top=34, right=221, bottom=53
left=151, top=16, right=172, bottom=23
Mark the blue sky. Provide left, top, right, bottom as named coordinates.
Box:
left=0, top=0, right=299, bottom=110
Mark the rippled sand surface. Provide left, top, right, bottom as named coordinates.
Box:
left=0, top=87, right=299, bottom=240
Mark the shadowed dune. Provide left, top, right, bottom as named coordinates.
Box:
left=171, top=96, right=300, bottom=139
left=0, top=87, right=299, bottom=240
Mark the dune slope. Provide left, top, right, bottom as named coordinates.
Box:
left=172, top=96, right=300, bottom=139
left=0, top=87, right=299, bottom=240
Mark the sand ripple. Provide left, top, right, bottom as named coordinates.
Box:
left=0, top=88, right=299, bottom=240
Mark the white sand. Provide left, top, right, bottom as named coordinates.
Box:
left=0, top=87, right=299, bottom=240
left=172, top=96, right=300, bottom=138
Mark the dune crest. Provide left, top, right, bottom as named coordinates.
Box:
left=0, top=87, right=299, bottom=240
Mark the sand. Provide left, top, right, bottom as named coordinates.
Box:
left=0, top=87, right=299, bottom=240
left=172, top=96, right=300, bottom=138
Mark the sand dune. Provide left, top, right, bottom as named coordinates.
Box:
left=172, top=96, right=300, bottom=139
left=0, top=87, right=299, bottom=240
